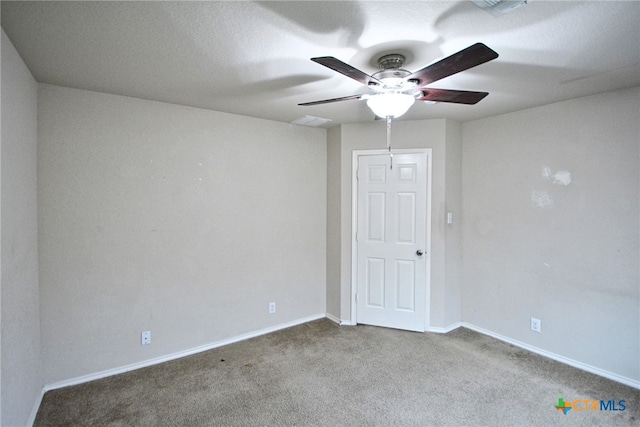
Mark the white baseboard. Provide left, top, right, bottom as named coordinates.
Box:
left=325, top=312, right=356, bottom=326
left=43, top=313, right=325, bottom=393
left=27, top=388, right=45, bottom=427
left=35, top=314, right=638, bottom=425
left=461, top=322, right=640, bottom=390
left=429, top=322, right=462, bottom=334
left=325, top=312, right=341, bottom=325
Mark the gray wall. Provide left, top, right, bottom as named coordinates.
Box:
left=326, top=119, right=463, bottom=329
left=2, top=30, right=638, bottom=418
left=326, top=126, right=341, bottom=320
left=461, top=87, right=640, bottom=382
left=1, top=30, right=42, bottom=426
left=38, top=84, right=327, bottom=384
left=444, top=120, right=463, bottom=328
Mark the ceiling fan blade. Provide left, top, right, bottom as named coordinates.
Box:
left=407, top=43, right=498, bottom=87
left=418, top=88, right=489, bottom=105
left=311, top=57, right=383, bottom=87
left=299, top=94, right=366, bottom=106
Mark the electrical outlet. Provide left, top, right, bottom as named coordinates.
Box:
left=141, top=330, right=151, bottom=345
left=269, top=302, right=276, bottom=314
left=530, top=318, right=541, bottom=333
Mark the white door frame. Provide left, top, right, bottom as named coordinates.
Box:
left=351, top=148, right=433, bottom=330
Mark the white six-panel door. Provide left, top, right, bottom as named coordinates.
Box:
left=356, top=152, right=429, bottom=332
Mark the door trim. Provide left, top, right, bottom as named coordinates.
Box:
left=351, top=148, right=433, bottom=330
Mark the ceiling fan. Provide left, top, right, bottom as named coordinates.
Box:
left=299, top=43, right=499, bottom=119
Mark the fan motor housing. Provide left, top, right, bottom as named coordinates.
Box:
left=377, top=53, right=406, bottom=70
left=371, top=53, right=418, bottom=91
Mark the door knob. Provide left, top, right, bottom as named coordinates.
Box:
left=416, top=250, right=424, bottom=256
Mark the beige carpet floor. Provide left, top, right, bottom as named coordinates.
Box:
left=35, top=319, right=639, bottom=426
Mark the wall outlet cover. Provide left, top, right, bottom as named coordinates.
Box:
left=530, top=318, right=541, bottom=333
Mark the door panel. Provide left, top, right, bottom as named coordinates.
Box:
left=395, top=260, right=416, bottom=311
left=356, top=153, right=428, bottom=332
left=366, top=257, right=385, bottom=308
left=397, top=193, right=416, bottom=243
left=367, top=193, right=386, bottom=242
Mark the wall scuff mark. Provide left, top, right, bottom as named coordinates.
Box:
left=531, top=190, right=553, bottom=208
left=542, top=166, right=571, bottom=186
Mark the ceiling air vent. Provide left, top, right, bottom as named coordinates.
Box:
left=471, top=0, right=533, bottom=16
left=290, top=115, right=332, bottom=127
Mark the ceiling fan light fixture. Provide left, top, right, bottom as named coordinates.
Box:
left=301, top=43, right=497, bottom=113
left=366, top=92, right=415, bottom=118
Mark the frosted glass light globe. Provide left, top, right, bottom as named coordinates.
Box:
left=366, top=92, right=415, bottom=118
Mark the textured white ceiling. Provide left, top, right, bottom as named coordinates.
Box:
left=2, top=1, right=639, bottom=127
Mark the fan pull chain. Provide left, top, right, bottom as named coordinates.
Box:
left=386, top=116, right=393, bottom=170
